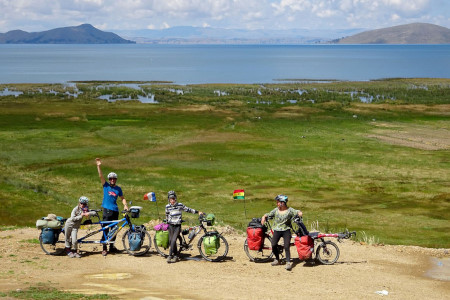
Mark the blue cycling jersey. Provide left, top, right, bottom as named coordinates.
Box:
left=101, top=182, right=123, bottom=211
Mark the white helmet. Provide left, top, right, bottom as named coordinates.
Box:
left=107, top=172, right=118, bottom=179
left=79, top=196, right=89, bottom=204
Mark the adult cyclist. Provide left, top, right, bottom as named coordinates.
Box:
left=96, top=158, right=128, bottom=256
left=261, top=194, right=305, bottom=271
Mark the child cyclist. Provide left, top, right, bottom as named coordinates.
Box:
left=165, top=190, right=203, bottom=263
left=65, top=196, right=97, bottom=258
left=261, top=194, right=306, bottom=271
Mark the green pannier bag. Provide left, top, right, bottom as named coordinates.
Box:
left=203, top=234, right=220, bottom=255
left=155, top=230, right=169, bottom=248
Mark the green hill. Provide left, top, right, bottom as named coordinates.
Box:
left=334, top=23, right=450, bottom=44
left=0, top=24, right=135, bottom=44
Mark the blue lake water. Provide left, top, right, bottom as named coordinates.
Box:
left=0, top=44, right=449, bottom=84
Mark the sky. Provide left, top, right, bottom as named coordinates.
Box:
left=0, top=0, right=449, bottom=33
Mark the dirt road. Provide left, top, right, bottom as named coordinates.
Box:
left=0, top=227, right=448, bottom=300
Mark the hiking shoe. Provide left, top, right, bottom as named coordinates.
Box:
left=170, top=256, right=179, bottom=263
left=271, top=259, right=280, bottom=266
left=67, top=251, right=74, bottom=258
left=285, top=262, right=293, bottom=271
left=102, top=250, right=108, bottom=256
left=167, top=256, right=173, bottom=263
left=72, top=252, right=81, bottom=258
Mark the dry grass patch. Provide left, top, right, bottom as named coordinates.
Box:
left=346, top=103, right=450, bottom=116
left=367, top=122, right=450, bottom=150
left=273, top=106, right=322, bottom=118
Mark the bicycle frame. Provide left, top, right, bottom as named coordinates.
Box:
left=179, top=222, right=207, bottom=250
left=77, top=216, right=130, bottom=246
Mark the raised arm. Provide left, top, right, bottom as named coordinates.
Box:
left=96, top=158, right=106, bottom=186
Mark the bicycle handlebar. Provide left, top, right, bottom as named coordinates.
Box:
left=338, top=230, right=357, bottom=241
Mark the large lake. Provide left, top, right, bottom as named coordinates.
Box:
left=0, top=44, right=449, bottom=84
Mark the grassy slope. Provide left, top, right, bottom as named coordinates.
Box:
left=0, top=80, right=449, bottom=248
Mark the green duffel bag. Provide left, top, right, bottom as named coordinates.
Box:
left=155, top=230, right=169, bottom=248
left=36, top=218, right=62, bottom=230
left=203, top=234, right=220, bottom=255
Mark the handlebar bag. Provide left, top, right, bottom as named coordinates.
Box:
left=203, top=232, right=220, bottom=255
left=155, top=230, right=169, bottom=248
left=295, top=235, right=314, bottom=260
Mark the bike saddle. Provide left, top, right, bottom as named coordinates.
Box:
left=308, top=231, right=319, bottom=239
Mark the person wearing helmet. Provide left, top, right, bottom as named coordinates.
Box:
left=96, top=158, right=128, bottom=256
left=261, top=194, right=304, bottom=271
left=165, top=190, right=203, bottom=263
left=64, top=196, right=97, bottom=258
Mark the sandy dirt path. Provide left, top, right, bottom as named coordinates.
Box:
left=0, top=227, right=448, bottom=300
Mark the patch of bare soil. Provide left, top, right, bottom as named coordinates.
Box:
left=0, top=228, right=448, bottom=300
left=367, top=122, right=450, bottom=150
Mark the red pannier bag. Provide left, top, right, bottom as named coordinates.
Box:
left=246, top=227, right=264, bottom=250
left=246, top=218, right=265, bottom=250
left=295, top=235, right=314, bottom=260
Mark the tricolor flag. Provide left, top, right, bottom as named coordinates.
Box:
left=144, top=192, right=156, bottom=202
left=233, top=189, right=245, bottom=200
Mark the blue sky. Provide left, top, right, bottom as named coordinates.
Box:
left=0, top=0, right=449, bottom=32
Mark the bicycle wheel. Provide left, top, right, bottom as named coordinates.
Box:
left=122, top=229, right=152, bottom=256
left=315, top=241, right=340, bottom=265
left=244, top=235, right=274, bottom=263
left=198, top=234, right=229, bottom=262
left=39, top=230, right=65, bottom=255
left=154, top=234, right=182, bottom=258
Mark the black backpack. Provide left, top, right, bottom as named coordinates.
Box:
left=248, top=218, right=266, bottom=230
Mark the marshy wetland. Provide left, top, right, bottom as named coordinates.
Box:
left=1, top=78, right=449, bottom=248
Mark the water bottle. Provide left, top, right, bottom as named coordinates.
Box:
left=188, top=228, right=196, bottom=239
left=108, top=225, right=118, bottom=239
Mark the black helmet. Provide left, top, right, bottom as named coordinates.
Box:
left=168, top=190, right=177, bottom=200
left=275, top=194, right=288, bottom=203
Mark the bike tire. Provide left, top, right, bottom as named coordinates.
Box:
left=243, top=235, right=274, bottom=263
left=198, top=234, right=229, bottom=262
left=315, top=241, right=340, bottom=265
left=122, top=229, right=152, bottom=256
left=153, top=234, right=182, bottom=258
left=39, top=230, right=65, bottom=256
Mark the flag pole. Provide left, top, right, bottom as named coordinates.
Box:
left=233, top=189, right=247, bottom=219
left=144, top=192, right=159, bottom=220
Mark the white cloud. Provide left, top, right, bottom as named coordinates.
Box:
left=0, top=0, right=448, bottom=32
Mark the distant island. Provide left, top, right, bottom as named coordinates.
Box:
left=1, top=22, right=449, bottom=45
left=333, top=23, right=450, bottom=44
left=0, top=24, right=135, bottom=44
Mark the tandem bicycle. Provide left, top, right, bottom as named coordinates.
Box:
left=38, top=206, right=152, bottom=256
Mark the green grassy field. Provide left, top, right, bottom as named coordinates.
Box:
left=1, top=79, right=449, bottom=248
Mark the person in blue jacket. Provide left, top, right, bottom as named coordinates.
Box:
left=96, top=158, right=128, bottom=256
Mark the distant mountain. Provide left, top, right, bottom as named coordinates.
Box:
left=334, top=23, right=450, bottom=44
left=114, top=26, right=364, bottom=44
left=0, top=24, right=135, bottom=44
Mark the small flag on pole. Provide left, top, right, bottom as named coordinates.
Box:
left=144, top=192, right=156, bottom=202
left=233, top=189, right=245, bottom=200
